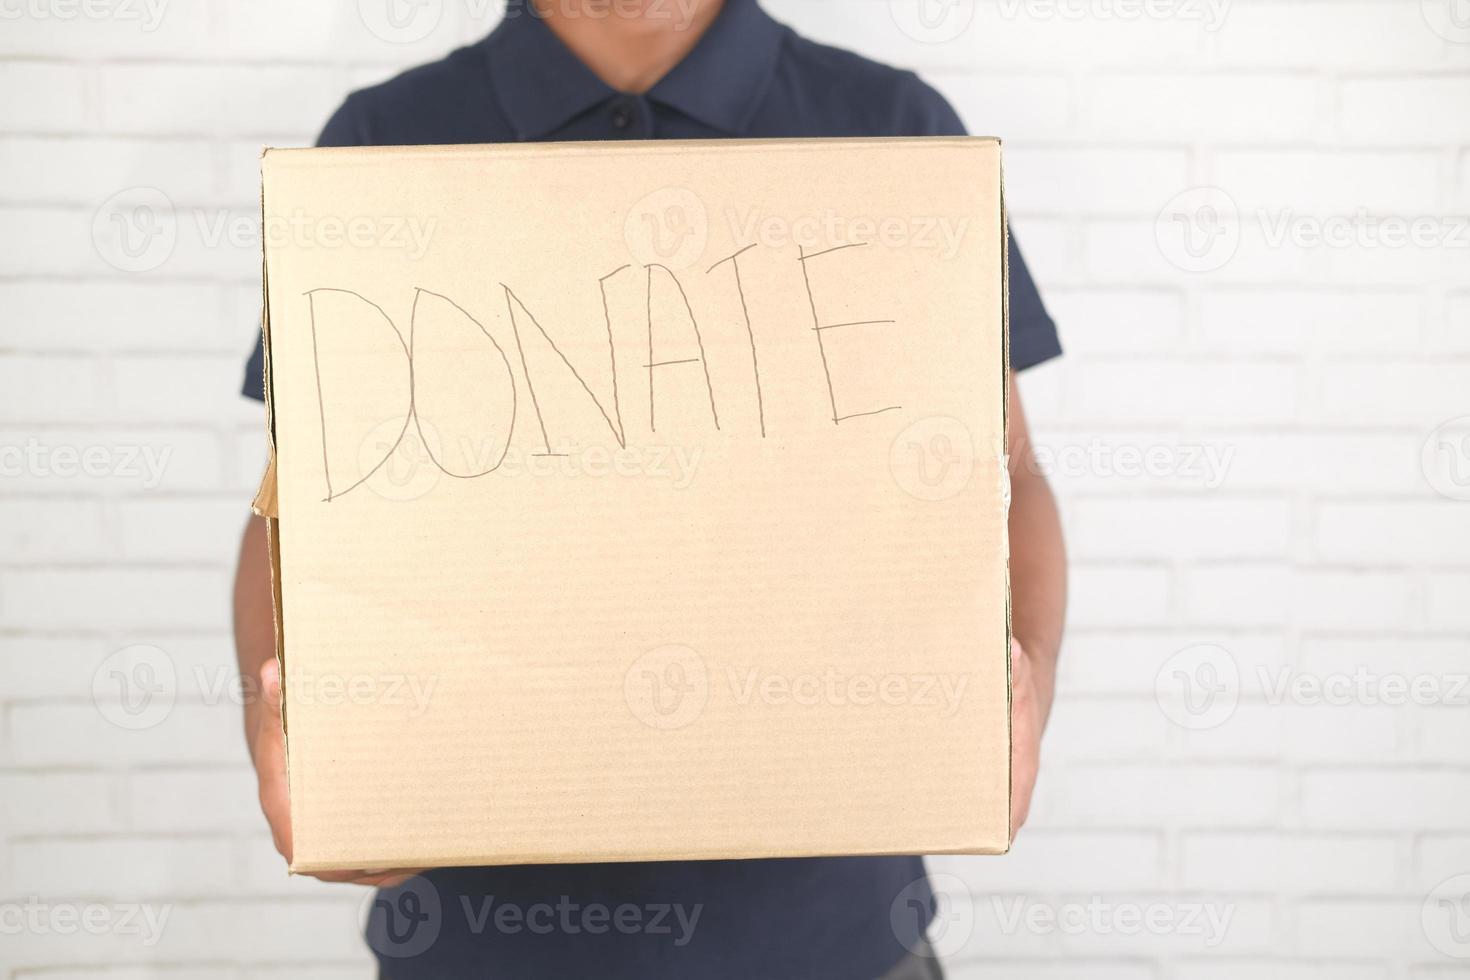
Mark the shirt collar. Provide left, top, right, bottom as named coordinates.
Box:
left=484, top=0, right=786, bottom=140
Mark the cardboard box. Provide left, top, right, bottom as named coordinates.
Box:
left=254, top=137, right=1012, bottom=872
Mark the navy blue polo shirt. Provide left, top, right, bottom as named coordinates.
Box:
left=241, top=2, right=1059, bottom=978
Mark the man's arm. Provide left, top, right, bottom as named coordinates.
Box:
left=233, top=513, right=420, bottom=886
left=1005, top=371, right=1067, bottom=832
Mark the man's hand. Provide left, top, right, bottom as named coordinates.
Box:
left=1009, top=638, right=1047, bottom=833
left=1005, top=374, right=1066, bottom=839
left=250, top=659, right=423, bottom=887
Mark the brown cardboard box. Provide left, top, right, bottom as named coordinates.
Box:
left=254, top=137, right=1012, bottom=872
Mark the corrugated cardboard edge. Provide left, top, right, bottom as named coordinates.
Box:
left=261, top=137, right=1012, bottom=869
left=290, top=836, right=1009, bottom=875
left=251, top=146, right=294, bottom=871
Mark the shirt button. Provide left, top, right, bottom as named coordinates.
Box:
left=610, top=104, right=633, bottom=130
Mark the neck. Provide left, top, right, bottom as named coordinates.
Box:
left=532, top=0, right=726, bottom=93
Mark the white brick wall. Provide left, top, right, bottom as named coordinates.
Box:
left=0, top=0, right=1466, bottom=977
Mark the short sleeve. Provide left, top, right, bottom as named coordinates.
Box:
left=898, top=72, right=1062, bottom=372
left=241, top=96, right=370, bottom=401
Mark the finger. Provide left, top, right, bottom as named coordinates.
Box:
left=255, top=659, right=293, bottom=862
left=353, top=870, right=428, bottom=888
left=305, top=869, right=428, bottom=887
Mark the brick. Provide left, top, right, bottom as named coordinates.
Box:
left=1415, top=706, right=1470, bottom=764
left=1214, top=150, right=1443, bottom=216
left=1006, top=147, right=1192, bottom=214
left=1043, top=289, right=1183, bottom=354
left=926, top=70, right=1074, bottom=142
left=125, top=768, right=259, bottom=832
left=1297, top=637, right=1470, bottom=695
left=1292, top=569, right=1415, bottom=632
left=1069, top=361, right=1299, bottom=426
left=114, top=496, right=249, bottom=562
left=1203, top=430, right=1425, bottom=495
left=1174, top=963, right=1388, bottom=980
left=0, top=281, right=234, bottom=352
left=98, top=65, right=342, bottom=136
left=1428, top=573, right=1470, bottom=629
left=1181, top=565, right=1290, bottom=627
left=949, top=963, right=1154, bottom=980
left=931, top=831, right=1164, bottom=892
left=1432, top=293, right=1470, bottom=353
left=0, top=635, right=242, bottom=706
left=1297, top=900, right=1426, bottom=959
left=8, top=702, right=242, bottom=767
left=1210, top=1, right=1450, bottom=70
left=1341, top=79, right=1470, bottom=145
left=214, top=0, right=482, bottom=63
left=1417, top=836, right=1470, bottom=890
left=0, top=206, right=102, bottom=276
left=0, top=428, right=222, bottom=492
left=0, top=498, right=108, bottom=561
left=1071, top=496, right=1293, bottom=560
left=130, top=899, right=366, bottom=961
left=0, top=772, right=118, bottom=834
left=971, top=3, right=1226, bottom=69
left=1315, top=501, right=1470, bottom=564
left=1195, top=289, right=1421, bottom=355
left=110, top=355, right=259, bottom=423
left=1043, top=697, right=1173, bottom=762
left=1066, top=563, right=1172, bottom=628
left=1086, top=73, right=1320, bottom=142
left=0, top=61, right=95, bottom=132
left=0, top=136, right=216, bottom=205
left=1058, top=764, right=1280, bottom=827
left=1301, top=769, right=1470, bottom=830
left=0, top=569, right=230, bottom=631
left=0, top=1, right=211, bottom=58
left=10, top=836, right=233, bottom=896
left=1058, top=630, right=1288, bottom=698
left=0, top=355, right=107, bottom=422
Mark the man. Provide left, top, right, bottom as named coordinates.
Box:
left=233, top=1, right=1066, bottom=977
